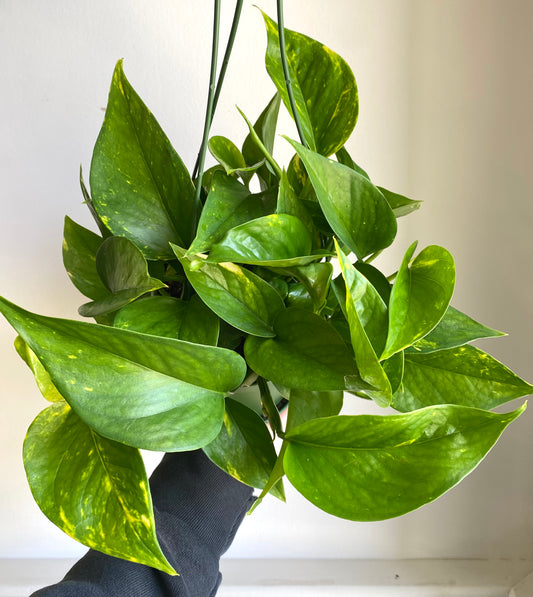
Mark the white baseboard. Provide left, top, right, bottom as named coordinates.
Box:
left=1, top=558, right=532, bottom=597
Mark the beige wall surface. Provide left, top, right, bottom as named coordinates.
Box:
left=0, top=0, right=532, bottom=563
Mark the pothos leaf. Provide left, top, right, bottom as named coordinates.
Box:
left=393, top=345, right=533, bottom=412
left=203, top=398, right=285, bottom=500
left=381, top=242, right=455, bottom=360
left=407, top=305, right=505, bottom=354
left=244, top=307, right=368, bottom=392
left=188, top=172, right=264, bottom=255
left=0, top=296, right=245, bottom=451
left=208, top=135, right=247, bottom=173
left=62, top=216, right=107, bottom=301
left=286, top=388, right=343, bottom=432
left=114, top=295, right=219, bottom=346
left=173, top=245, right=285, bottom=338
left=207, top=214, right=315, bottom=267
left=263, top=12, right=358, bottom=156
left=242, top=93, right=281, bottom=166
left=287, top=139, right=397, bottom=260
left=378, top=186, right=422, bottom=218
left=24, top=401, right=175, bottom=575
left=78, top=236, right=166, bottom=317
left=90, top=60, right=195, bottom=258
left=14, top=336, right=62, bottom=402
left=284, top=403, right=526, bottom=521
left=336, top=241, right=391, bottom=407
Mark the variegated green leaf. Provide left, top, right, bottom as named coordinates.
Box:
left=90, top=60, right=194, bottom=258
left=24, top=402, right=175, bottom=574
left=263, top=12, right=358, bottom=156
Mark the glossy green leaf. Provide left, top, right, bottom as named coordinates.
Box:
left=286, top=388, right=343, bottom=432
left=279, top=262, right=333, bottom=313
left=381, top=242, right=455, bottom=360
left=287, top=139, right=397, bottom=259
left=62, top=216, right=107, bottom=301
left=90, top=60, right=195, bottom=258
left=263, top=12, right=358, bottom=156
left=393, top=345, right=533, bottom=412
left=336, top=241, right=391, bottom=407
left=79, top=236, right=166, bottom=317
left=208, top=214, right=315, bottom=267
left=245, top=307, right=367, bottom=392
left=114, top=295, right=219, bottom=346
left=354, top=262, right=391, bottom=305
left=378, top=186, right=422, bottom=218
left=242, top=93, right=281, bottom=166
left=335, top=146, right=370, bottom=179
left=0, top=296, right=246, bottom=451
left=284, top=403, right=526, bottom=521
left=173, top=246, right=284, bottom=337
left=14, top=336, right=62, bottom=402
left=242, top=93, right=281, bottom=188
left=408, top=306, right=505, bottom=354
left=203, top=398, right=284, bottom=500
left=188, top=172, right=264, bottom=255
left=381, top=351, right=405, bottom=395
left=335, top=241, right=388, bottom=354
left=276, top=170, right=316, bottom=240
left=209, top=135, right=247, bottom=173
left=24, top=402, right=175, bottom=574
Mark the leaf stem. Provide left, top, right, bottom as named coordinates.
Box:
left=192, top=0, right=221, bottom=240
left=276, top=0, right=306, bottom=146
left=364, top=249, right=384, bottom=264
left=258, top=377, right=283, bottom=437
left=192, top=0, right=244, bottom=180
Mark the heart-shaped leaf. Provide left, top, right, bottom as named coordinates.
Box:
left=393, top=345, right=533, bottom=412
left=24, top=402, right=175, bottom=574
left=188, top=172, right=264, bottom=255
left=209, top=135, right=247, bottom=173
left=0, top=296, right=246, bottom=451
left=79, top=236, right=166, bottom=317
left=284, top=403, right=526, bottom=521
left=62, top=216, right=107, bottom=301
left=381, top=242, right=455, bottom=360
left=263, top=12, right=358, bottom=156
left=114, top=295, right=219, bottom=346
left=203, top=398, right=285, bottom=500
left=174, top=245, right=284, bottom=338
left=245, top=307, right=367, bottom=392
left=407, top=306, right=505, bottom=354
left=90, top=60, right=195, bottom=258
left=287, top=139, right=397, bottom=259
left=208, top=214, right=314, bottom=267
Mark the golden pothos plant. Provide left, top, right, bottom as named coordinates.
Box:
left=1, top=1, right=530, bottom=576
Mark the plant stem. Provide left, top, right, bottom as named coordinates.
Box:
left=276, top=0, right=307, bottom=146
left=192, top=0, right=221, bottom=240
left=258, top=377, right=283, bottom=437
left=192, top=0, right=244, bottom=181
left=364, top=249, right=384, bottom=264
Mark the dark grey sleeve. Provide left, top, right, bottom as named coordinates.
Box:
left=31, top=450, right=255, bottom=597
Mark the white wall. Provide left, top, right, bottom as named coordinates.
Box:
left=0, top=0, right=532, bottom=565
